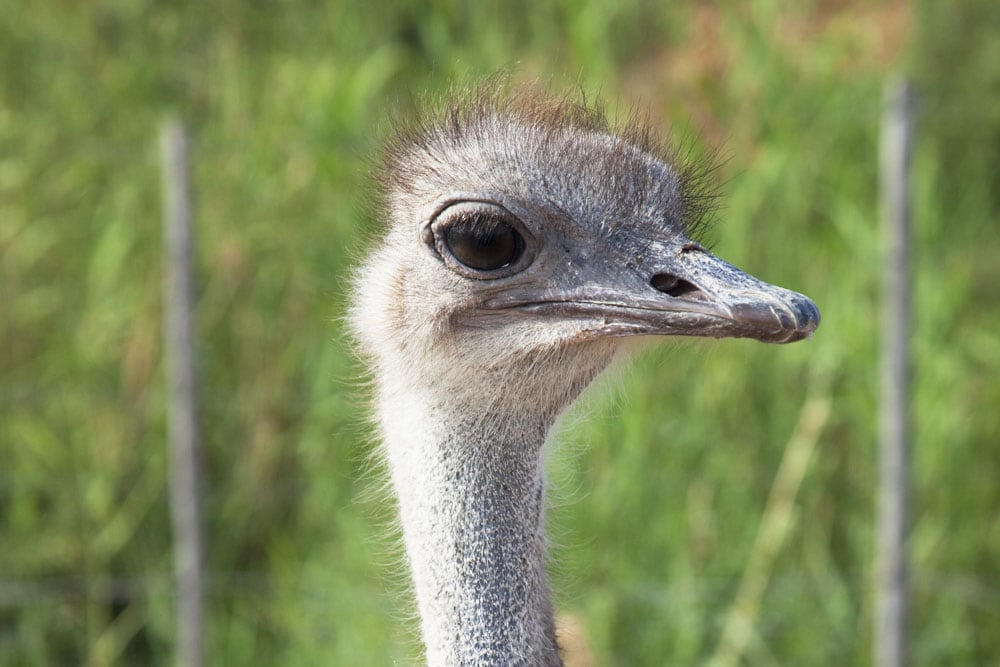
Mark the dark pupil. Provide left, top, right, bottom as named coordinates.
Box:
left=443, top=214, right=524, bottom=271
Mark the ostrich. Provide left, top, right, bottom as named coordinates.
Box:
left=349, top=88, right=819, bottom=666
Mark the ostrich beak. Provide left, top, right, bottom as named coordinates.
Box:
left=480, top=244, right=820, bottom=344
left=637, top=244, right=821, bottom=343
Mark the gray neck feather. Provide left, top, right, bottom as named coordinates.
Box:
left=374, top=348, right=613, bottom=666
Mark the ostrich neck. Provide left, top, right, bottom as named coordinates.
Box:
left=377, top=368, right=586, bottom=666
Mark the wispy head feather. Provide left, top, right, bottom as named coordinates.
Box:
left=376, top=79, right=721, bottom=245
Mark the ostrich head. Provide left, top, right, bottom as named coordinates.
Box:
left=349, top=88, right=819, bottom=665
left=352, top=91, right=817, bottom=411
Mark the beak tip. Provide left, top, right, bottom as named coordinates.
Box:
left=729, top=292, right=820, bottom=344
left=781, top=294, right=821, bottom=343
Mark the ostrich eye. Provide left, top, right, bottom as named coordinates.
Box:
left=428, top=201, right=533, bottom=278
left=441, top=211, right=526, bottom=272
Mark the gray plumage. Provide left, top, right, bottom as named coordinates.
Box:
left=350, top=87, right=819, bottom=666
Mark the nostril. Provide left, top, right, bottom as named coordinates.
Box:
left=651, top=273, right=703, bottom=298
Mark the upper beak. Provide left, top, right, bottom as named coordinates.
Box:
left=642, top=245, right=820, bottom=343
left=480, top=244, right=820, bottom=344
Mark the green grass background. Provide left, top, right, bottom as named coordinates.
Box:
left=2, top=0, right=999, bottom=664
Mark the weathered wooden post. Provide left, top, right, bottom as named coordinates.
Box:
left=161, top=118, right=204, bottom=667
left=876, top=78, right=914, bottom=667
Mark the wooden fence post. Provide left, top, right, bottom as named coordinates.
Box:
left=876, top=77, right=914, bottom=667
left=161, top=118, right=204, bottom=667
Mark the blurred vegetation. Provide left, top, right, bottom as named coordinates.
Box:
left=1, top=0, right=998, bottom=664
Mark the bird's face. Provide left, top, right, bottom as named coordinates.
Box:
left=353, top=111, right=819, bottom=391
